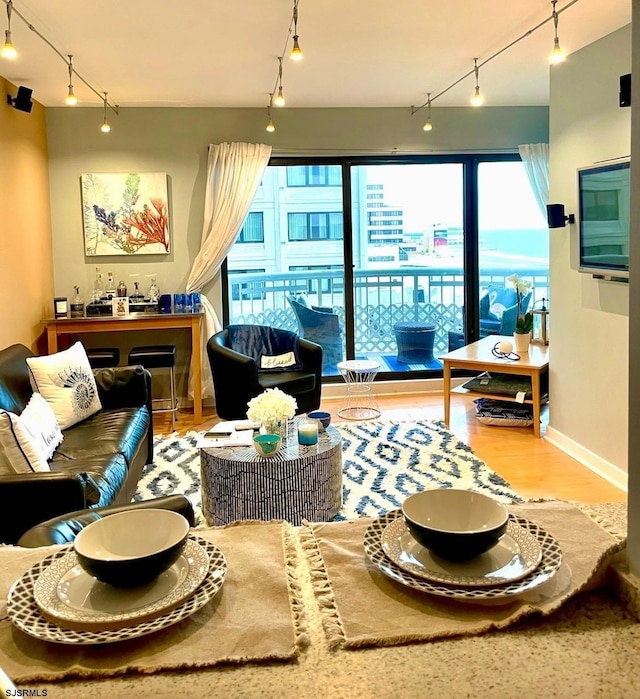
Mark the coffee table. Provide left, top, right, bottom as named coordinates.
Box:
left=200, top=421, right=343, bottom=525
left=441, top=335, right=550, bottom=438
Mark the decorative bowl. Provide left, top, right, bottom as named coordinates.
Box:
left=307, top=410, right=331, bottom=431
left=253, top=433, right=282, bottom=457
left=401, top=489, right=509, bottom=561
left=73, top=509, right=190, bottom=587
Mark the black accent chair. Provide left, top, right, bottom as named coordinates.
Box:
left=17, top=495, right=195, bottom=547
left=207, top=325, right=323, bottom=420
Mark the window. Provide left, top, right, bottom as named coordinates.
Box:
left=230, top=268, right=266, bottom=300
left=237, top=212, right=264, bottom=243
left=288, top=212, right=343, bottom=241
left=290, top=265, right=343, bottom=294
left=286, top=165, right=342, bottom=187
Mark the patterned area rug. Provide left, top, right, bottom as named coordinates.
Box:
left=134, top=420, right=522, bottom=524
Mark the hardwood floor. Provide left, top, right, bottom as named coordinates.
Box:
left=157, top=391, right=626, bottom=505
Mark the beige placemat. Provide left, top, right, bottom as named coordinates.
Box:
left=0, top=521, right=307, bottom=682
left=301, top=501, right=625, bottom=649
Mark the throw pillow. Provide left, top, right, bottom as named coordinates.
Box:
left=260, top=351, right=299, bottom=371
left=26, top=342, right=102, bottom=430
left=0, top=393, right=63, bottom=474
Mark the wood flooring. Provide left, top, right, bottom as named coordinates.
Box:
left=156, top=390, right=626, bottom=505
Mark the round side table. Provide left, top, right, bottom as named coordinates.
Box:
left=336, top=359, right=381, bottom=420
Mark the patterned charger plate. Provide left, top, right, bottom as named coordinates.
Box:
left=364, top=510, right=563, bottom=602
left=7, top=535, right=226, bottom=644
left=381, top=517, right=543, bottom=587
left=33, top=539, right=210, bottom=631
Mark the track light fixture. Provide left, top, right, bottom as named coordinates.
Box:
left=1, top=0, right=16, bottom=60
left=65, top=54, right=77, bottom=105
left=422, top=93, right=433, bottom=132
left=290, top=0, right=303, bottom=60
left=100, top=92, right=111, bottom=133
left=266, top=93, right=276, bottom=132
left=549, top=0, right=566, bottom=64
left=273, top=57, right=286, bottom=106
left=470, top=58, right=484, bottom=106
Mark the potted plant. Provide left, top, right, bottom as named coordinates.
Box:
left=507, top=274, right=533, bottom=350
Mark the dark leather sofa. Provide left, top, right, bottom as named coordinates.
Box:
left=0, top=344, right=153, bottom=544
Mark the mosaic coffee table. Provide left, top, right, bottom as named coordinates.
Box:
left=200, top=421, right=343, bottom=525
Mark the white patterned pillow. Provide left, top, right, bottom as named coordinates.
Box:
left=26, top=342, right=102, bottom=430
left=0, top=393, right=63, bottom=474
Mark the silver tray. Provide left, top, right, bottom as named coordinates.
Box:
left=381, top=517, right=542, bottom=587
left=7, top=535, right=226, bottom=644
left=364, top=511, right=562, bottom=602
left=33, top=539, right=210, bottom=631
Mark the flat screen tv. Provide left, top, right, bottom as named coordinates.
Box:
left=578, top=158, right=630, bottom=280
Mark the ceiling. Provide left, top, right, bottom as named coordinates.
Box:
left=0, top=0, right=631, bottom=110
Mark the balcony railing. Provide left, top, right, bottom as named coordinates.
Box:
left=228, top=266, right=549, bottom=358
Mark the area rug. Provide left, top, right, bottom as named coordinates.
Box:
left=134, top=420, right=522, bottom=524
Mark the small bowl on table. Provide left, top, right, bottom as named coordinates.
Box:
left=73, top=508, right=190, bottom=587
left=401, top=488, right=509, bottom=562
left=307, top=410, right=331, bottom=432
left=253, top=433, right=282, bottom=457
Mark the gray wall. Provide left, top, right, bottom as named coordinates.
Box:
left=547, top=24, right=631, bottom=481
left=45, top=105, right=548, bottom=400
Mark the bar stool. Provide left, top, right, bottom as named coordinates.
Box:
left=86, top=348, right=120, bottom=369
left=127, top=345, right=178, bottom=431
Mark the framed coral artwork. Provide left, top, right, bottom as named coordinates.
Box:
left=81, top=172, right=170, bottom=256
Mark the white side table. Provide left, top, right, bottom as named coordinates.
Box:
left=336, top=359, right=381, bottom=420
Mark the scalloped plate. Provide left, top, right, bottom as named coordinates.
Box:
left=7, top=535, right=226, bottom=644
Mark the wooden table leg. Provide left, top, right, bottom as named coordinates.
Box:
left=192, top=316, right=203, bottom=423
left=531, top=369, right=541, bottom=438
left=47, top=326, right=59, bottom=353
left=443, top=359, right=451, bottom=426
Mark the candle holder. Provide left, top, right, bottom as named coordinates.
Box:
left=297, top=420, right=318, bottom=446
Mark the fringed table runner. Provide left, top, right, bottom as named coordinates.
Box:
left=301, top=500, right=625, bottom=649
left=0, top=521, right=307, bottom=683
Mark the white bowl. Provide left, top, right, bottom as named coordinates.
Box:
left=401, top=489, right=509, bottom=561
left=74, top=509, right=190, bottom=587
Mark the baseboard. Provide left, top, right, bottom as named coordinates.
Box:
left=545, top=426, right=628, bottom=493
left=321, top=377, right=466, bottom=400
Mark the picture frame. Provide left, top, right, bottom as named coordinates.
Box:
left=81, top=172, right=170, bottom=256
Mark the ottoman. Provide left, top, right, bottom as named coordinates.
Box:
left=393, top=322, right=438, bottom=365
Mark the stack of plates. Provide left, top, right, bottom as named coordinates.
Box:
left=7, top=534, right=226, bottom=644
left=364, top=511, right=563, bottom=602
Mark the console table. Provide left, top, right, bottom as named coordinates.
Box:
left=42, top=312, right=204, bottom=422
left=441, top=335, right=550, bottom=438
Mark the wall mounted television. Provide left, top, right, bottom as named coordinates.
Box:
left=578, top=158, right=630, bottom=281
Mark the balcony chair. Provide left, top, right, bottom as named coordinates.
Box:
left=287, top=296, right=343, bottom=374
left=207, top=324, right=323, bottom=420
left=448, top=285, right=533, bottom=351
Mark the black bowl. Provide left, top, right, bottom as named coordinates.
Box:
left=401, top=489, right=509, bottom=561
left=74, top=509, right=190, bottom=587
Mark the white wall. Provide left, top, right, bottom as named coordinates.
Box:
left=547, top=24, right=631, bottom=482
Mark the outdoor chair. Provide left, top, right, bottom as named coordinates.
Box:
left=287, top=296, right=343, bottom=374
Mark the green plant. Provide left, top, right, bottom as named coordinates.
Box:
left=507, top=274, right=533, bottom=334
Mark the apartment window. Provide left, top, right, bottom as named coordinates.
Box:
left=230, top=268, right=265, bottom=300
left=290, top=264, right=343, bottom=294
left=237, top=212, right=264, bottom=243
left=288, top=212, right=343, bottom=241
left=286, top=165, right=341, bottom=187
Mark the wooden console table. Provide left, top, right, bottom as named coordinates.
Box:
left=43, top=313, right=204, bottom=422
left=441, top=335, right=550, bottom=438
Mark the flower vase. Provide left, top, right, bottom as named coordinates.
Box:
left=261, top=419, right=287, bottom=439
left=513, top=331, right=532, bottom=352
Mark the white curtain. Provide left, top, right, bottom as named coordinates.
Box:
left=518, top=143, right=550, bottom=219
left=186, top=142, right=272, bottom=399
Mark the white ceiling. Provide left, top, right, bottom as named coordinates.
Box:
left=0, top=0, right=631, bottom=110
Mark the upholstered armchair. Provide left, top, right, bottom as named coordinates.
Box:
left=287, top=297, right=343, bottom=374
left=207, top=325, right=323, bottom=420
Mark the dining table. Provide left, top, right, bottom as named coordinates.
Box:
left=0, top=501, right=637, bottom=699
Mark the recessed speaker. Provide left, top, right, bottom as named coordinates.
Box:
left=620, top=73, right=631, bottom=108
left=6, top=86, right=33, bottom=113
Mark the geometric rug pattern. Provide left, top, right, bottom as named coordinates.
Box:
left=134, top=419, right=522, bottom=524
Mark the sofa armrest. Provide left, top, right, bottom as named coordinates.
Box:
left=0, top=473, right=88, bottom=545
left=17, top=495, right=195, bottom=548
left=94, top=365, right=151, bottom=410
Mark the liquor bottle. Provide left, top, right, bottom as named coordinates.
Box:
left=148, top=275, right=159, bottom=302
left=106, top=271, right=117, bottom=299
left=70, top=286, right=85, bottom=318
left=93, top=266, right=105, bottom=302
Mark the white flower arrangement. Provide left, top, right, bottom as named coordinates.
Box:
left=507, top=273, right=534, bottom=334
left=247, top=387, right=297, bottom=427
